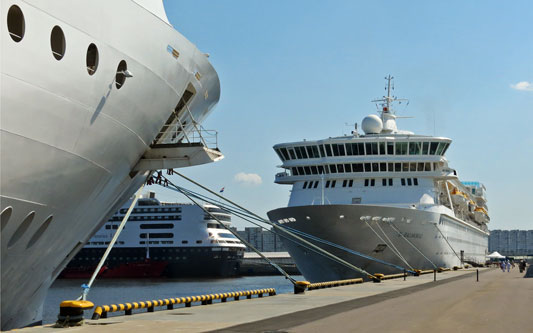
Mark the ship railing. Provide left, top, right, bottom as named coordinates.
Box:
left=153, top=123, right=219, bottom=150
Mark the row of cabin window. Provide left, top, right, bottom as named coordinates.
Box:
left=276, top=141, right=450, bottom=161
left=364, top=178, right=419, bottom=187
left=7, top=5, right=132, bottom=87
left=204, top=214, right=231, bottom=222
left=291, top=162, right=439, bottom=176
left=110, top=215, right=181, bottom=221
left=118, top=207, right=182, bottom=214
left=303, top=178, right=419, bottom=189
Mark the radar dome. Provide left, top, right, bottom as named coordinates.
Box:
left=361, top=115, right=383, bottom=134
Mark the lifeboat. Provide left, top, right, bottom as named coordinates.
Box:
left=474, top=207, right=489, bottom=223
left=451, top=188, right=467, bottom=206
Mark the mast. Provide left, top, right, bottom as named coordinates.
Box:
left=371, top=75, right=407, bottom=133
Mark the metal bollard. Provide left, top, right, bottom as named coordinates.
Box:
left=476, top=269, right=479, bottom=282
left=433, top=269, right=436, bottom=281
left=403, top=269, right=406, bottom=281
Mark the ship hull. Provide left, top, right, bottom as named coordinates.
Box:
left=1, top=0, right=221, bottom=329
left=268, top=204, right=488, bottom=283
left=60, top=247, right=243, bottom=278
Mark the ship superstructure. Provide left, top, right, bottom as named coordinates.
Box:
left=1, top=0, right=222, bottom=329
left=268, top=76, right=489, bottom=283
left=61, top=192, right=245, bottom=278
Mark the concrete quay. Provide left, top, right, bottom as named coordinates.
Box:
left=21, top=268, right=531, bottom=333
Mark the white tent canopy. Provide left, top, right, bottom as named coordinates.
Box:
left=487, top=251, right=506, bottom=259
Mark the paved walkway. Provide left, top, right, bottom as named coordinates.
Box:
left=20, top=268, right=531, bottom=333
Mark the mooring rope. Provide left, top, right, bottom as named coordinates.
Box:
left=78, top=185, right=145, bottom=300
left=385, top=221, right=437, bottom=269
left=164, top=172, right=377, bottom=279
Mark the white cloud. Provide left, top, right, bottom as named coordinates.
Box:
left=234, top=172, right=262, bottom=186
left=510, top=81, right=533, bottom=91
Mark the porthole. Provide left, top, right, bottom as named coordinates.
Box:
left=50, top=26, right=66, bottom=60
left=7, top=211, right=35, bottom=248
left=1, top=206, right=13, bottom=231
left=7, top=5, right=25, bottom=42
left=26, top=215, right=53, bottom=249
left=115, top=60, right=127, bottom=89
left=86, top=43, right=99, bottom=75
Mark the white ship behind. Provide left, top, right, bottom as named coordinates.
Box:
left=267, top=76, right=489, bottom=283
left=1, top=0, right=223, bottom=329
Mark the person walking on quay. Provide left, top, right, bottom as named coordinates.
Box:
left=506, top=259, right=511, bottom=272
left=519, top=260, right=526, bottom=273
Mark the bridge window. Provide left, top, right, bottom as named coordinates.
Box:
left=330, top=164, right=337, bottom=173
left=297, top=167, right=304, bottom=175
left=370, top=179, right=375, bottom=186
left=425, top=162, right=432, bottom=171
left=379, top=142, right=386, bottom=155
left=349, top=180, right=354, bottom=187
left=325, top=144, right=333, bottom=156
left=279, top=148, right=290, bottom=160
left=275, top=149, right=285, bottom=161
left=292, top=167, right=298, bottom=176
left=414, top=178, right=419, bottom=186
left=317, top=165, right=325, bottom=174
left=387, top=142, right=394, bottom=155
left=422, top=142, right=430, bottom=154
left=343, top=180, right=348, bottom=187
left=429, top=142, right=439, bottom=155
left=396, top=142, right=408, bottom=155
left=364, top=179, right=369, bottom=187
left=402, top=163, right=409, bottom=172
left=410, top=163, right=417, bottom=172
left=380, top=162, right=387, bottom=172
left=364, top=163, right=371, bottom=172
left=326, top=180, right=331, bottom=188
left=303, top=182, right=308, bottom=189
left=86, top=43, right=99, bottom=75
left=337, top=164, right=344, bottom=173
left=409, top=142, right=421, bottom=155
left=344, top=163, right=352, bottom=172
left=388, top=163, right=394, bottom=172
left=288, top=148, right=297, bottom=159
left=436, top=142, right=446, bottom=155
left=365, top=142, right=378, bottom=155
left=50, top=26, right=66, bottom=60
left=319, top=145, right=326, bottom=157
left=401, top=178, right=406, bottom=186
left=372, top=163, right=379, bottom=172
left=313, top=181, right=319, bottom=188
left=294, top=146, right=304, bottom=159
left=304, top=166, right=311, bottom=174
left=388, top=178, right=393, bottom=186
left=7, top=5, right=25, bottom=42
left=441, top=143, right=450, bottom=155
left=382, top=179, right=387, bottom=186
left=331, top=180, right=336, bottom=188
left=417, top=163, right=425, bottom=171
left=407, top=178, right=412, bottom=186
left=311, top=166, right=318, bottom=174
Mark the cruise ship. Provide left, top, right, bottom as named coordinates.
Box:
left=267, top=76, right=489, bottom=283
left=1, top=1, right=223, bottom=329
left=61, top=192, right=245, bottom=278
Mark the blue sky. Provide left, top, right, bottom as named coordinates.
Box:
left=153, top=1, right=533, bottom=230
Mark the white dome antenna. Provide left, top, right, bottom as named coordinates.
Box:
left=361, top=115, right=383, bottom=134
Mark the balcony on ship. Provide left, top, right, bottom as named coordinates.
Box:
left=133, top=124, right=223, bottom=172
